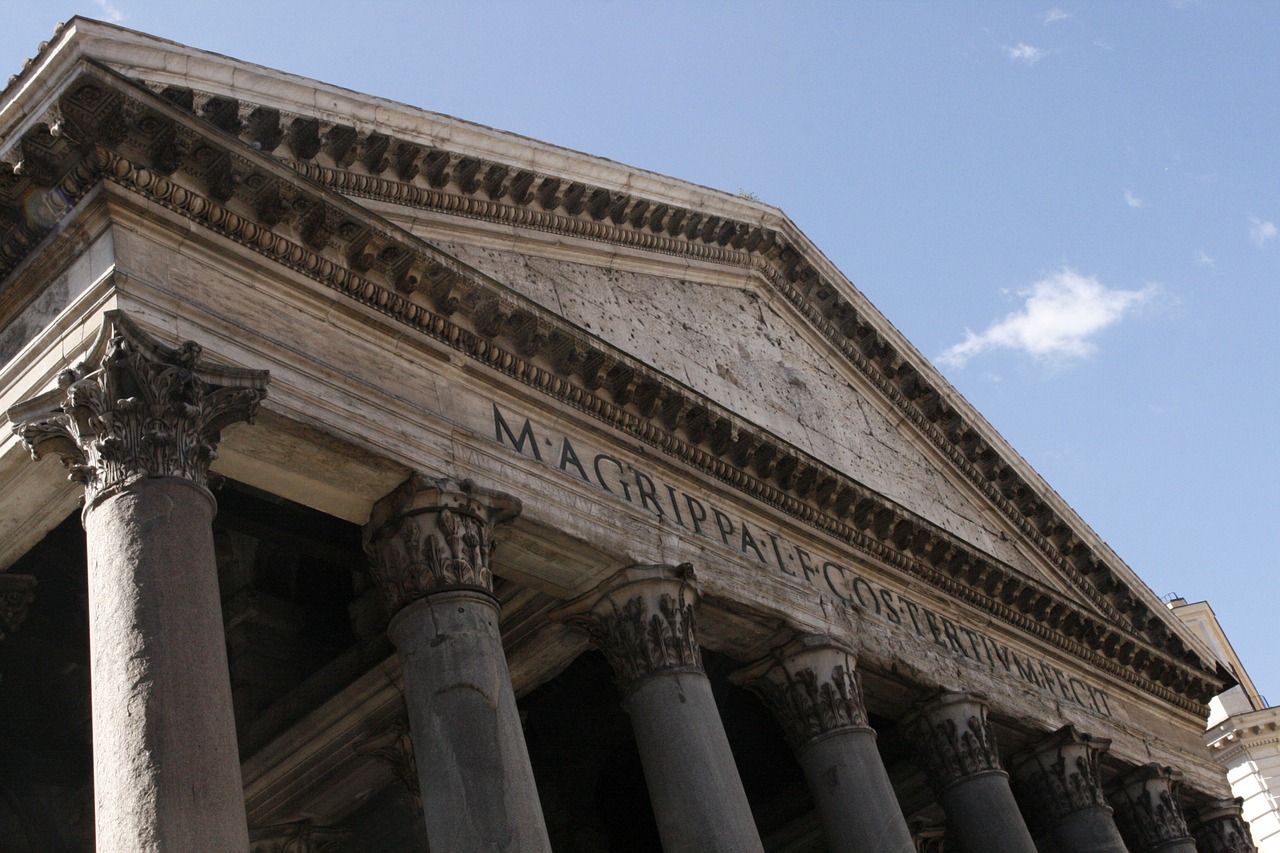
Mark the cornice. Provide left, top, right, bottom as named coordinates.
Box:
left=117, top=85, right=1176, bottom=644
left=0, top=63, right=1223, bottom=712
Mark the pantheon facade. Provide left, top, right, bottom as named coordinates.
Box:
left=0, top=18, right=1258, bottom=853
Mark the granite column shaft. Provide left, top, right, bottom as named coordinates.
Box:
left=734, top=635, right=914, bottom=853
left=364, top=475, right=551, bottom=853
left=552, top=564, right=764, bottom=853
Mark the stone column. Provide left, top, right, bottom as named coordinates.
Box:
left=1190, top=798, right=1256, bottom=853
left=902, top=691, right=1037, bottom=853
left=363, top=474, right=551, bottom=853
left=7, top=311, right=267, bottom=852
left=1107, top=764, right=1198, bottom=853
left=1012, top=725, right=1127, bottom=853
left=551, top=564, right=765, bottom=853
left=733, top=634, right=914, bottom=853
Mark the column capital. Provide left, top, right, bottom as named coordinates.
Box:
left=732, top=634, right=870, bottom=750
left=1191, top=798, right=1256, bottom=853
left=550, top=563, right=701, bottom=696
left=1012, top=724, right=1113, bottom=823
left=0, top=573, right=36, bottom=640
left=249, top=821, right=350, bottom=853
left=362, top=474, right=521, bottom=614
left=6, top=311, right=268, bottom=508
left=1107, top=763, right=1194, bottom=852
left=902, top=691, right=1004, bottom=793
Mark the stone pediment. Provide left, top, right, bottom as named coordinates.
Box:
left=0, top=19, right=1227, bottom=713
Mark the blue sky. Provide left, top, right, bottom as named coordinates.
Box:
left=4, top=3, right=1277, bottom=701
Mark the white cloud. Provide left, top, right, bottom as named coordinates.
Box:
left=93, top=0, right=125, bottom=22
left=1003, top=43, right=1045, bottom=65
left=939, top=268, right=1156, bottom=367
left=1194, top=249, right=1214, bottom=266
left=1044, top=8, right=1072, bottom=24
left=1124, top=191, right=1143, bottom=208
left=1249, top=216, right=1277, bottom=247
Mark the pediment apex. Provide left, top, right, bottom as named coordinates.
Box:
left=0, top=25, right=1224, bottom=710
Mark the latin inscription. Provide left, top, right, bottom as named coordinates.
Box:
left=493, top=403, right=1113, bottom=717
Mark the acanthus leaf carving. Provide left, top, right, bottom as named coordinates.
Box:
left=549, top=564, right=702, bottom=696
left=1108, top=764, right=1195, bottom=852
left=1191, top=798, right=1257, bottom=853
left=362, top=475, right=521, bottom=615
left=1013, top=726, right=1111, bottom=826
left=733, top=635, right=870, bottom=750
left=904, top=692, right=1004, bottom=794
left=0, top=573, right=36, bottom=640
left=6, top=311, right=268, bottom=506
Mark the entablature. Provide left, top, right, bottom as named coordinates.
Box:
left=0, top=42, right=1225, bottom=717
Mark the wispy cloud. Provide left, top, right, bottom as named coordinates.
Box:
left=93, top=0, right=125, bottom=22
left=1124, top=191, right=1143, bottom=209
left=1003, top=43, right=1046, bottom=65
left=1044, top=8, right=1072, bottom=24
left=939, top=269, right=1156, bottom=367
left=1194, top=249, right=1213, bottom=267
left=1249, top=216, right=1277, bottom=247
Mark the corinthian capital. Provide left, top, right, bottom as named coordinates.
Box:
left=6, top=311, right=268, bottom=506
left=362, top=474, right=521, bottom=614
left=903, top=691, right=1004, bottom=794
left=550, top=563, right=702, bottom=696
left=1191, top=798, right=1257, bottom=853
left=1107, top=763, right=1194, bottom=852
left=1012, top=725, right=1112, bottom=824
left=732, top=634, right=869, bottom=750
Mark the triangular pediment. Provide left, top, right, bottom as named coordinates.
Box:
left=0, top=18, right=1227, bottom=712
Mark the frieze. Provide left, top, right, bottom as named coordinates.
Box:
left=493, top=401, right=1122, bottom=717
left=0, top=64, right=1219, bottom=710
left=6, top=311, right=268, bottom=506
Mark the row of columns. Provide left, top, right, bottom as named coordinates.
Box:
left=4, top=313, right=1257, bottom=852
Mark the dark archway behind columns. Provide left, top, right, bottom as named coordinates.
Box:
left=520, top=647, right=819, bottom=852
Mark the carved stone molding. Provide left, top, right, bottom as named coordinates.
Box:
left=732, top=634, right=870, bottom=750
left=0, top=61, right=1225, bottom=712
left=549, top=563, right=702, bottom=696
left=902, top=692, right=1004, bottom=794
left=6, top=311, right=269, bottom=508
left=1012, top=725, right=1112, bottom=824
left=1191, top=798, right=1257, bottom=853
left=1107, top=763, right=1194, bottom=852
left=362, top=474, right=521, bottom=615
left=910, top=821, right=947, bottom=853
left=353, top=717, right=421, bottom=813
left=249, top=821, right=351, bottom=853
left=0, top=573, right=36, bottom=640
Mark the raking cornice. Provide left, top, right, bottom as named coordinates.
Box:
left=0, top=58, right=1224, bottom=713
